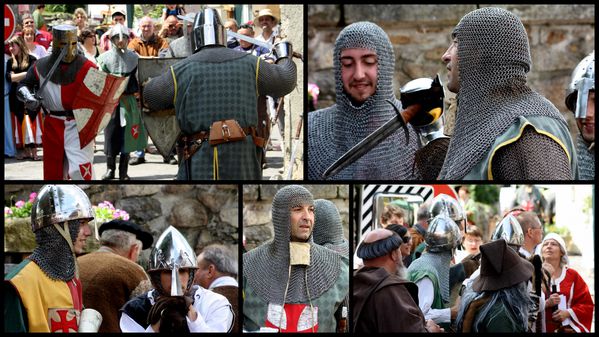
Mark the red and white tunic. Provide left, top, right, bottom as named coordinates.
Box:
left=544, top=266, right=594, bottom=333
left=34, top=59, right=97, bottom=180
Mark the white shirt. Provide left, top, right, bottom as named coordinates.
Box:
left=209, top=276, right=238, bottom=289
left=415, top=277, right=451, bottom=324
left=119, top=287, right=234, bottom=332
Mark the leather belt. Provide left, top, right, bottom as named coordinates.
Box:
left=50, top=110, right=74, bottom=118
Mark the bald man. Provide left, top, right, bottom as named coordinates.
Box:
left=353, top=229, right=442, bottom=332
left=516, top=211, right=544, bottom=258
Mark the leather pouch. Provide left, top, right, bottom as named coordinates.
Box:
left=209, top=119, right=247, bottom=145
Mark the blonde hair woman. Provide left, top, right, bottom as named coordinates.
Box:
left=6, top=35, right=42, bottom=160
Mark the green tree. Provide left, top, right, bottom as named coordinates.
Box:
left=472, top=185, right=499, bottom=206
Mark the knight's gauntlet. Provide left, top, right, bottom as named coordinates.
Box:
left=18, top=86, right=41, bottom=111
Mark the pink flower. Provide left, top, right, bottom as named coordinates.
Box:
left=5, top=207, right=12, bottom=215
left=99, top=201, right=115, bottom=210
left=113, top=209, right=130, bottom=220
left=15, top=200, right=25, bottom=208
left=308, top=83, right=320, bottom=107
left=29, top=192, right=37, bottom=203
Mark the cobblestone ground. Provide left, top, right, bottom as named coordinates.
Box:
left=5, top=126, right=287, bottom=181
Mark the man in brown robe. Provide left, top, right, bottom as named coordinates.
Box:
left=353, top=228, right=443, bottom=332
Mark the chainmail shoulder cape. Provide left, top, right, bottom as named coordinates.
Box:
left=439, top=7, right=571, bottom=179
left=576, top=134, right=595, bottom=180
left=243, top=186, right=342, bottom=304
left=313, top=199, right=349, bottom=258
left=406, top=249, right=452, bottom=307
left=28, top=220, right=80, bottom=281
left=308, top=21, right=419, bottom=180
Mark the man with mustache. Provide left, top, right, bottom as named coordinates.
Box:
left=308, top=21, right=419, bottom=180
left=243, top=185, right=349, bottom=332
left=438, top=7, right=577, bottom=180
left=353, top=228, right=442, bottom=332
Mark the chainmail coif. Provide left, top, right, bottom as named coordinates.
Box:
left=308, top=21, right=419, bottom=180
left=243, top=185, right=342, bottom=304
left=28, top=220, right=80, bottom=281
left=438, top=7, right=570, bottom=179
left=313, top=199, right=349, bottom=258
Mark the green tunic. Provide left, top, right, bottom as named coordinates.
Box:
left=171, top=54, right=261, bottom=180
left=243, top=259, right=349, bottom=332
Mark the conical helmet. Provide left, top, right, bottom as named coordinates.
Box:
left=149, top=226, right=197, bottom=271
left=109, top=23, right=130, bottom=43
left=425, top=213, right=462, bottom=252
left=31, top=185, right=94, bottom=232
left=148, top=226, right=197, bottom=296
left=491, top=214, right=524, bottom=249
left=565, top=51, right=594, bottom=119
left=428, top=194, right=465, bottom=223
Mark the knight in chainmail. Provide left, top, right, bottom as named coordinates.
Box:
left=438, top=7, right=577, bottom=180
left=143, top=8, right=297, bottom=180
left=308, top=21, right=419, bottom=180
left=313, top=198, right=349, bottom=332
left=313, top=199, right=349, bottom=258
left=120, top=225, right=234, bottom=332
left=565, top=51, right=594, bottom=180
left=406, top=212, right=461, bottom=329
left=5, top=185, right=94, bottom=332
left=97, top=24, right=147, bottom=181
left=243, top=185, right=349, bottom=332
left=17, top=25, right=99, bottom=180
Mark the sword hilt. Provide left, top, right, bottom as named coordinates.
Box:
left=386, top=100, right=421, bottom=145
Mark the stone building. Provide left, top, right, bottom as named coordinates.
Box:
left=4, top=184, right=239, bottom=270
left=308, top=4, right=595, bottom=139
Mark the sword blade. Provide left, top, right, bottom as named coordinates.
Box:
left=322, top=102, right=420, bottom=179
left=37, top=47, right=68, bottom=98
left=227, top=31, right=273, bottom=51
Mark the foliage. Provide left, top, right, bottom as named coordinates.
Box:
left=93, top=201, right=130, bottom=225
left=5, top=192, right=37, bottom=219
left=4, top=196, right=129, bottom=227
left=472, top=185, right=499, bottom=206
left=45, top=5, right=84, bottom=15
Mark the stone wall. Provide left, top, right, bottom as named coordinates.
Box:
left=243, top=184, right=349, bottom=251
left=280, top=4, right=305, bottom=180
left=308, top=4, right=595, bottom=138
left=4, top=184, right=239, bottom=267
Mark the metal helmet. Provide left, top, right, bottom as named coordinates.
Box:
left=31, top=185, right=94, bottom=232
left=565, top=51, right=595, bottom=119
left=425, top=213, right=462, bottom=252
left=51, top=25, right=79, bottom=63
left=428, top=194, right=465, bottom=223
left=400, top=75, right=447, bottom=146
left=109, top=23, right=130, bottom=44
left=191, top=8, right=226, bottom=53
left=491, top=214, right=524, bottom=249
left=148, top=226, right=197, bottom=296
